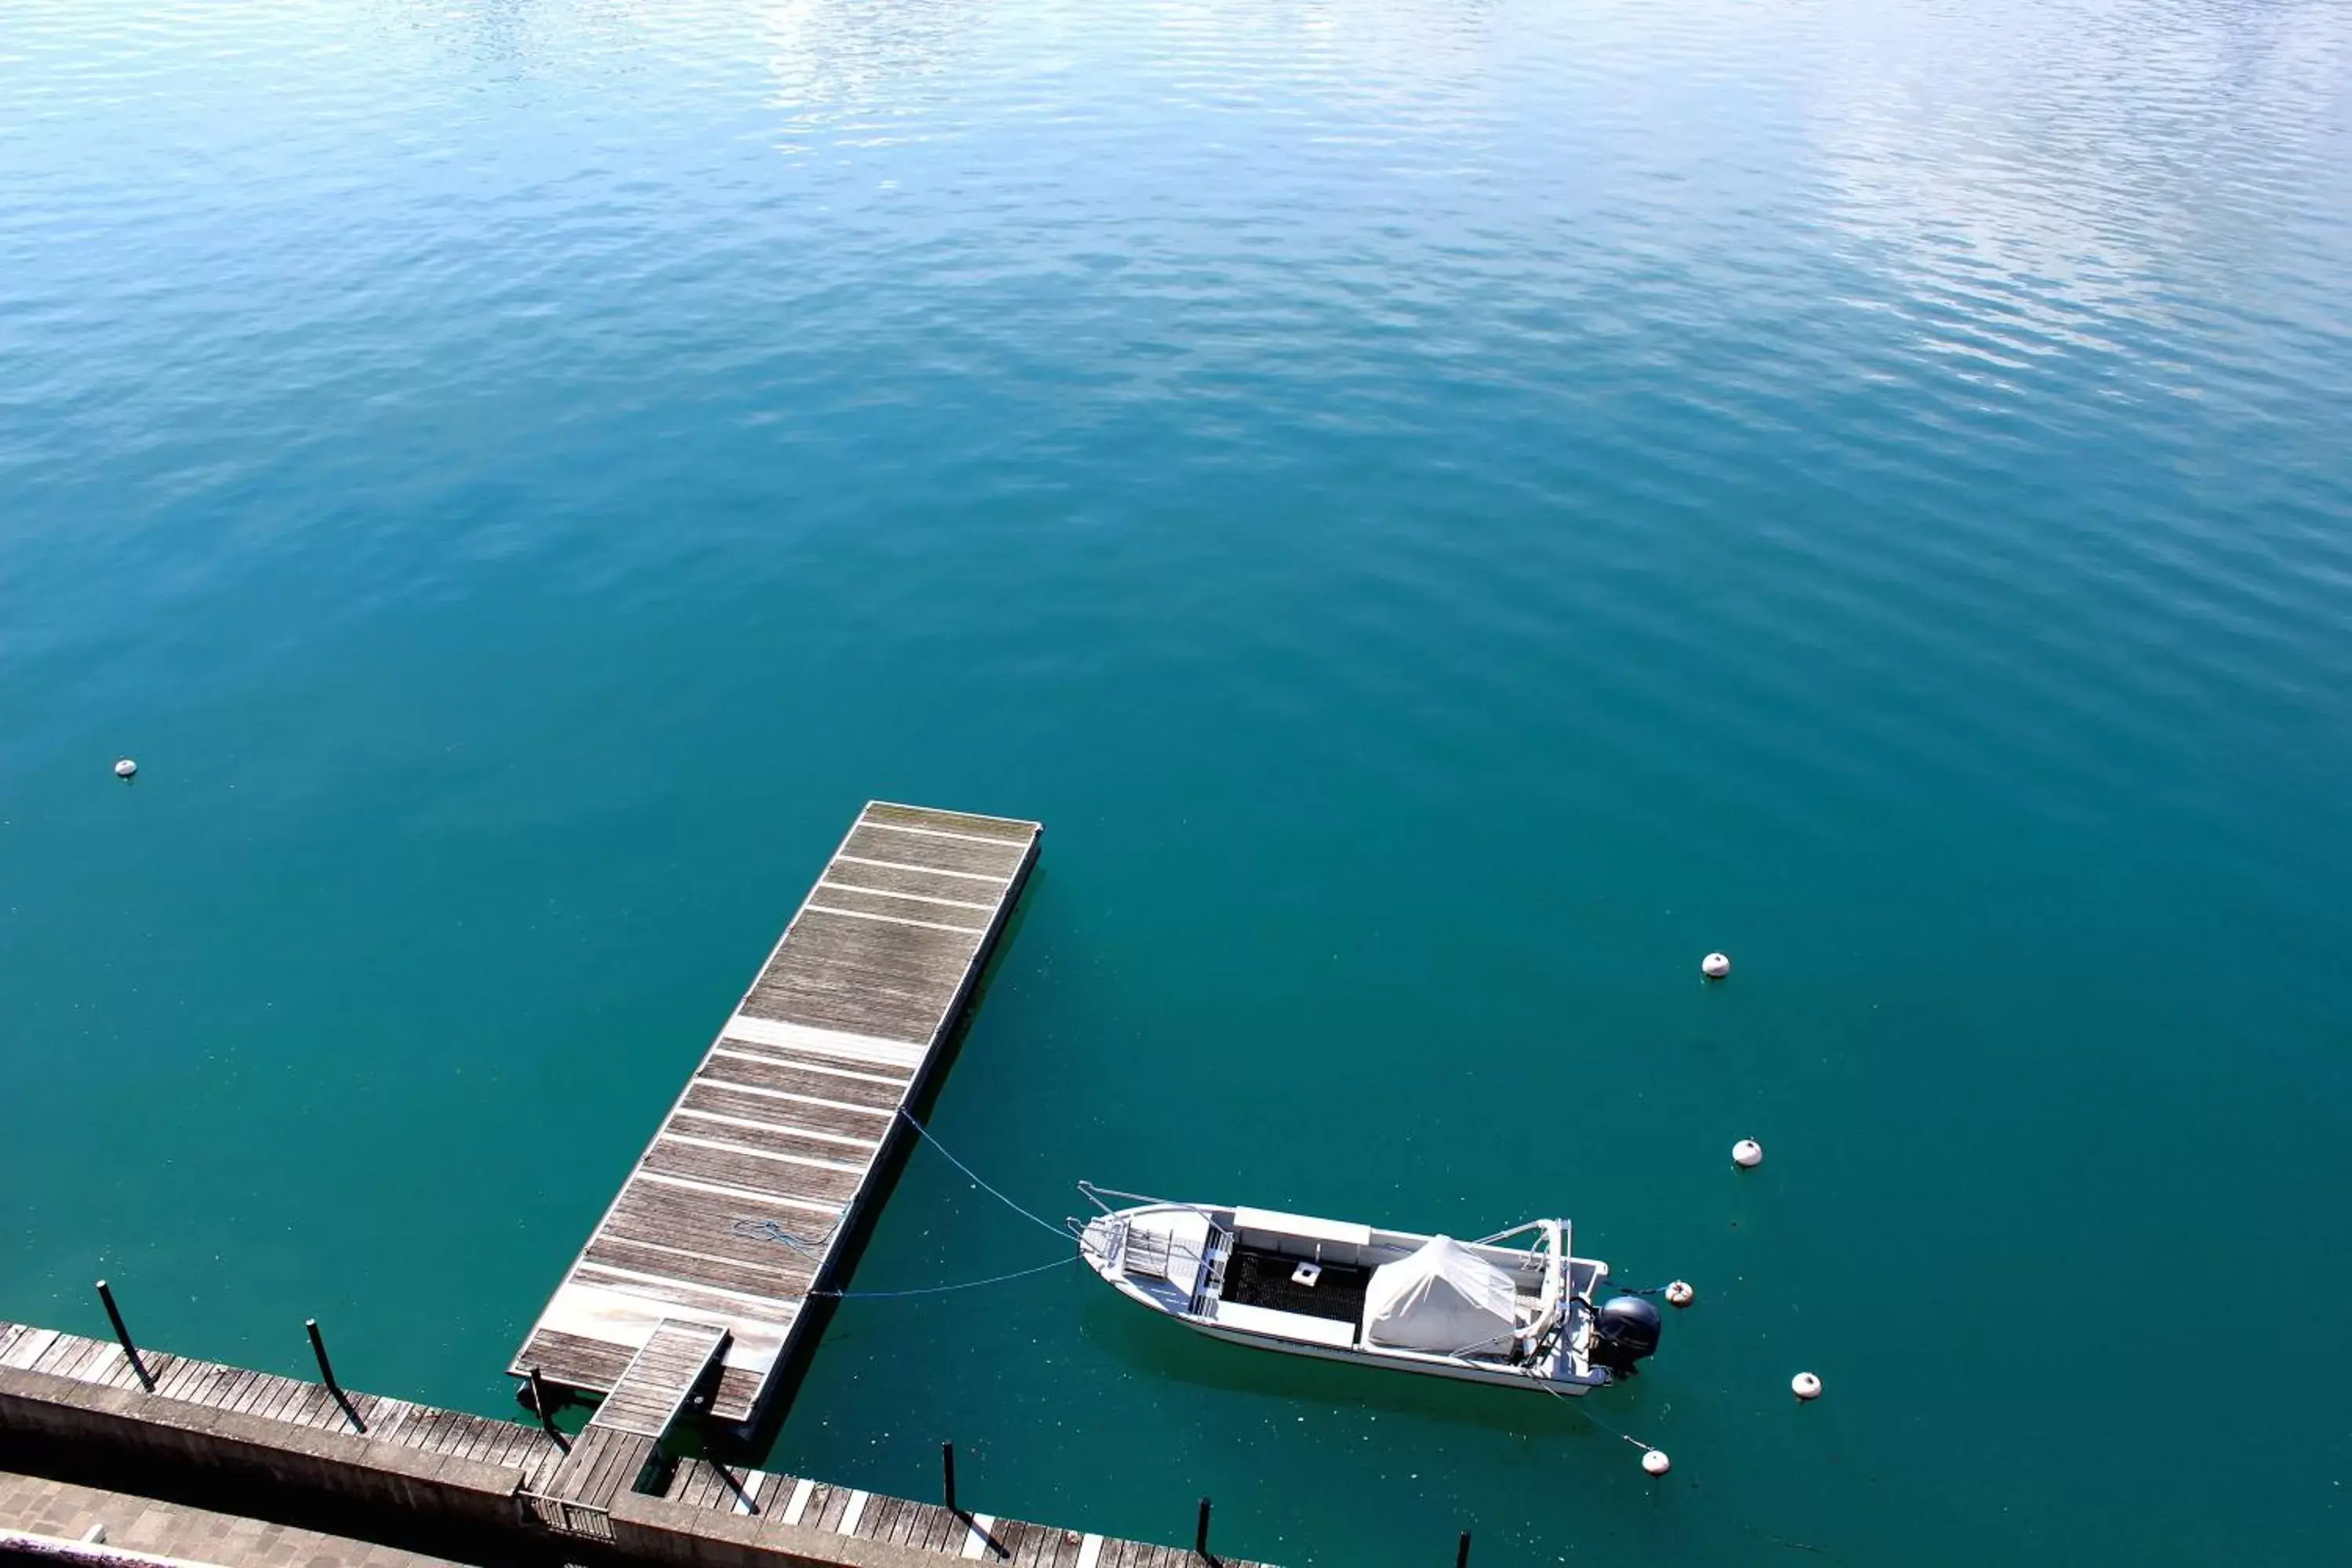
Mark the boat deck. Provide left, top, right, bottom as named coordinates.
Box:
left=510, top=801, right=1042, bottom=1427
left=1223, top=1246, right=1372, bottom=1324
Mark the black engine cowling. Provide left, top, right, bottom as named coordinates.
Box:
left=1589, top=1294, right=1663, bottom=1376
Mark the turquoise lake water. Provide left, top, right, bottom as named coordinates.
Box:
left=5, top=0, right=2350, bottom=1561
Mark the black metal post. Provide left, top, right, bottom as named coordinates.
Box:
left=93, top=1281, right=152, bottom=1391
left=305, top=1319, right=365, bottom=1432
left=1457, top=1530, right=1472, bottom=1568
left=942, top=1442, right=959, bottom=1515
left=305, top=1319, right=340, bottom=1394
left=528, top=1366, right=561, bottom=1440
left=1195, top=1497, right=1212, bottom=1559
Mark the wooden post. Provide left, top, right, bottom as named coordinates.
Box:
left=1195, top=1497, right=1212, bottom=1559
left=305, top=1319, right=340, bottom=1394
left=1457, top=1530, right=1472, bottom=1568
left=942, top=1442, right=958, bottom=1515
left=93, top=1281, right=152, bottom=1391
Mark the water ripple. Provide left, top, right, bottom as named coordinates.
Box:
left=5, top=2, right=2351, bottom=1564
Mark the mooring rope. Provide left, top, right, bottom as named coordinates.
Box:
left=729, top=1109, right=1073, bottom=1298
left=892, top=1107, right=1072, bottom=1240
left=1571, top=1399, right=1661, bottom=1455
left=815, top=1256, right=1079, bottom=1300
left=1516, top=1360, right=1661, bottom=1454
left=731, top=1218, right=830, bottom=1262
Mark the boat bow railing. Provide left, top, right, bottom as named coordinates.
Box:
left=1076, top=1180, right=1198, bottom=1213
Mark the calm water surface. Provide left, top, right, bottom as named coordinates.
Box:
left=5, top=1, right=2350, bottom=1562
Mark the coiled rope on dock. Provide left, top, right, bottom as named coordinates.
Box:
left=731, top=1108, right=1075, bottom=1300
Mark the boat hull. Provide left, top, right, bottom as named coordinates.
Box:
left=1184, top=1316, right=1595, bottom=1393
left=1077, top=1200, right=1618, bottom=1396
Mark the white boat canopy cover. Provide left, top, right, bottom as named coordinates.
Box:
left=1360, top=1236, right=1519, bottom=1355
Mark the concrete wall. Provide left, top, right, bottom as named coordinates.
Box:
left=0, top=1367, right=522, bottom=1533
left=0, top=1337, right=1235, bottom=1568
left=2, top=1364, right=1051, bottom=1568
left=608, top=1493, right=958, bottom=1568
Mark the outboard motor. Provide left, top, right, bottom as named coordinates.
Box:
left=1589, top=1294, right=1663, bottom=1377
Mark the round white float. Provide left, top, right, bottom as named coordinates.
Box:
left=114, top=757, right=137, bottom=779
left=1664, top=1279, right=1695, bottom=1308
left=1700, top=952, right=1731, bottom=978
left=1642, top=1450, right=1671, bottom=1476
left=1791, top=1371, right=1823, bottom=1401
left=1732, top=1138, right=1764, bottom=1169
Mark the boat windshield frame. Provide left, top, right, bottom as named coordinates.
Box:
left=1468, top=1218, right=1569, bottom=1360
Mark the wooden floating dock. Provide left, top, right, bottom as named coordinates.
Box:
left=2, top=800, right=1285, bottom=1563
left=510, top=801, right=1042, bottom=1435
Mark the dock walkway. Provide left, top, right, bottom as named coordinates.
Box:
left=4, top=1321, right=1278, bottom=1566
left=0, top=1321, right=563, bottom=1485
left=0, top=800, right=1287, bottom=1564
left=528, top=1320, right=728, bottom=1536
left=511, top=802, right=1042, bottom=1429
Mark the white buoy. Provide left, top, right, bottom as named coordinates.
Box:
left=1700, top=952, right=1730, bottom=979
left=1642, top=1449, right=1671, bottom=1476
left=114, top=757, right=137, bottom=779
left=1732, top=1138, right=1764, bottom=1168
left=1664, top=1279, right=1695, bottom=1308
left=1791, top=1371, right=1822, bottom=1401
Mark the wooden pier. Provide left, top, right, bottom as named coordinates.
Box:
left=2, top=800, right=1291, bottom=1564
left=3, top=1319, right=1280, bottom=1566
left=510, top=801, right=1042, bottom=1436
left=529, top=1321, right=731, bottom=1536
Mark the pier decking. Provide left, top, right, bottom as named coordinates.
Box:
left=510, top=802, right=1042, bottom=1430
left=3, top=799, right=1288, bottom=1563
left=528, top=1321, right=728, bottom=1536
left=3, top=1320, right=1279, bottom=1566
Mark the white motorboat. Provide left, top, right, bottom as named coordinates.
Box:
left=1073, top=1185, right=1662, bottom=1394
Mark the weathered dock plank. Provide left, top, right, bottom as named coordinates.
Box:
left=4, top=1319, right=1279, bottom=1563
left=510, top=801, right=1040, bottom=1428
left=592, top=1319, right=728, bottom=1439
left=0, top=1323, right=564, bottom=1487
